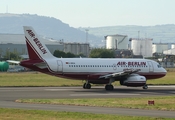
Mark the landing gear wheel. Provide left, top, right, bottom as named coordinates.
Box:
left=105, top=85, right=114, bottom=91
left=83, top=83, right=86, bottom=89
left=83, top=83, right=91, bottom=89
left=143, top=84, right=148, bottom=89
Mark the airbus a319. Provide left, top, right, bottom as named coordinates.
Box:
left=7, top=26, right=167, bottom=91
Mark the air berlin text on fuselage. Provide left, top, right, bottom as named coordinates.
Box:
left=117, top=61, right=146, bottom=66
left=26, top=30, right=47, bottom=54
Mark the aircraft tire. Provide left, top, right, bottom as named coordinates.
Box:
left=83, top=83, right=86, bottom=89
left=86, top=83, right=91, bottom=89
left=143, top=84, right=148, bottom=89
left=83, top=83, right=91, bottom=89
left=105, top=85, right=114, bottom=91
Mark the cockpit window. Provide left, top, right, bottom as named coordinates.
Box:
left=157, top=64, right=162, bottom=68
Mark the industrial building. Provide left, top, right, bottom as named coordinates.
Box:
left=0, top=34, right=90, bottom=58
left=130, top=38, right=153, bottom=57
left=105, top=34, right=128, bottom=50
left=64, top=43, right=89, bottom=57
left=0, top=34, right=63, bottom=57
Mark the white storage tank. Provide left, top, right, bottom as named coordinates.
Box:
left=130, top=38, right=153, bottom=57
left=163, top=49, right=175, bottom=55
left=105, top=34, right=128, bottom=49
left=171, top=44, right=175, bottom=49
left=152, top=43, right=169, bottom=53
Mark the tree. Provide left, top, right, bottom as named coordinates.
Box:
left=53, top=50, right=78, bottom=58
left=66, top=52, right=75, bottom=58
left=89, top=48, right=115, bottom=58
left=76, top=53, right=86, bottom=58
left=53, top=50, right=66, bottom=58
left=3, top=52, right=22, bottom=60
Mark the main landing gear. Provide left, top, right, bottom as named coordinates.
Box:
left=105, top=78, right=115, bottom=91
left=143, top=84, right=148, bottom=89
left=105, top=84, right=114, bottom=91
left=83, top=78, right=115, bottom=91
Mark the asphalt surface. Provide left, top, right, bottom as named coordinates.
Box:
left=0, top=86, right=175, bottom=118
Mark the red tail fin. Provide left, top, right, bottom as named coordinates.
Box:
left=23, top=26, right=55, bottom=60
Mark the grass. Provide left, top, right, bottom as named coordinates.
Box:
left=1, top=71, right=175, bottom=119
left=147, top=72, right=175, bottom=85
left=0, top=71, right=174, bottom=87
left=16, top=96, right=175, bottom=111
left=0, top=72, right=83, bottom=87
left=0, top=108, right=173, bottom=120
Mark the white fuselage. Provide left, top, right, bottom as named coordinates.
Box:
left=49, top=58, right=166, bottom=75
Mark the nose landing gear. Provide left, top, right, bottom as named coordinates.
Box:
left=83, top=83, right=91, bottom=89
left=143, top=84, right=148, bottom=89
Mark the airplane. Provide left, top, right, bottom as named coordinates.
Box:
left=7, top=26, right=167, bottom=91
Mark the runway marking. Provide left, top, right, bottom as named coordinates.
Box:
left=148, top=86, right=175, bottom=88
left=70, top=93, right=140, bottom=96
left=45, top=89, right=79, bottom=91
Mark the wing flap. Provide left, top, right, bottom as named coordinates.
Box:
left=99, top=69, right=141, bottom=79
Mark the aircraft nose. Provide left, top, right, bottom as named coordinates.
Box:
left=162, top=68, right=167, bottom=76
left=163, top=68, right=167, bottom=73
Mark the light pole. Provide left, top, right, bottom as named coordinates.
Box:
left=85, top=29, right=89, bottom=43
left=8, top=48, right=10, bottom=60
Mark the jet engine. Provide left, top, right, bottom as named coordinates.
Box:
left=120, top=74, right=146, bottom=87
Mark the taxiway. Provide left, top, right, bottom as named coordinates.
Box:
left=0, top=86, right=175, bottom=118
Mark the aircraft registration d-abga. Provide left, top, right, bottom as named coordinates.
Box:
left=7, top=26, right=167, bottom=90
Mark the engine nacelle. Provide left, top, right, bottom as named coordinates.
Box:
left=120, top=74, right=146, bottom=87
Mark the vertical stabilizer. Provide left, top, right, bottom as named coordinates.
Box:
left=23, top=26, right=54, bottom=60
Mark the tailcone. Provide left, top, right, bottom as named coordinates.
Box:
left=20, top=59, right=44, bottom=69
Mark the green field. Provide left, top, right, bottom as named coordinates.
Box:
left=0, top=71, right=174, bottom=87
left=0, top=108, right=173, bottom=120
left=0, top=72, right=83, bottom=87
left=0, top=71, right=175, bottom=119
left=17, top=96, right=175, bottom=111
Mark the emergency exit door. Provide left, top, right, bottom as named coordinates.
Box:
left=148, top=61, right=154, bottom=72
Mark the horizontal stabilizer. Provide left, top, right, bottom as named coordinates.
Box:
left=6, top=60, right=20, bottom=64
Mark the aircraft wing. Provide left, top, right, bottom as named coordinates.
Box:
left=6, top=60, right=20, bottom=64
left=99, top=69, right=140, bottom=79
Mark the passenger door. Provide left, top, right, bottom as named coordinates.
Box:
left=57, top=60, right=63, bottom=72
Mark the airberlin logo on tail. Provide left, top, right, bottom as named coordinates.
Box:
left=26, top=30, right=47, bottom=54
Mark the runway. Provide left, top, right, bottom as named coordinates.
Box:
left=0, top=86, right=175, bottom=118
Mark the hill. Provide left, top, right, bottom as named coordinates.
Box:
left=1, top=13, right=175, bottom=48
left=0, top=13, right=101, bottom=46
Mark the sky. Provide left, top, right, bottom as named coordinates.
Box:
left=0, top=0, right=175, bottom=28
